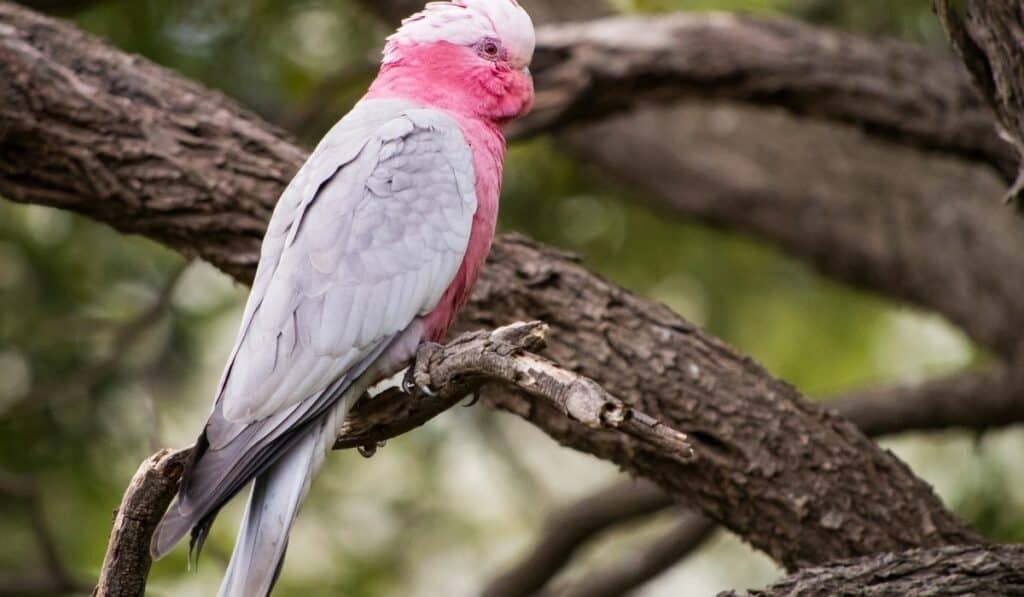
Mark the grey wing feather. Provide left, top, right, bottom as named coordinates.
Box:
left=220, top=103, right=477, bottom=423
left=151, top=99, right=478, bottom=558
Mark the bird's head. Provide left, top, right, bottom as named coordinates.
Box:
left=371, top=0, right=536, bottom=125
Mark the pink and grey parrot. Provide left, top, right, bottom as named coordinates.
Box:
left=149, top=1, right=535, bottom=594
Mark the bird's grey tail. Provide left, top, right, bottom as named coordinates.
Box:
left=217, top=396, right=350, bottom=597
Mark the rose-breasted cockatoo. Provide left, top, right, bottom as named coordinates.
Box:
left=149, top=1, right=535, bottom=594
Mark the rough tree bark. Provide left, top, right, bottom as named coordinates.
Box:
left=564, top=101, right=1024, bottom=357
left=934, top=0, right=1024, bottom=197
left=521, top=13, right=1016, bottom=182
left=723, top=544, right=1024, bottom=596
left=457, top=236, right=983, bottom=570
left=0, top=0, right=986, bottom=574
left=486, top=361, right=1024, bottom=597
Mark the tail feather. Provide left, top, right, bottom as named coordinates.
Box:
left=218, top=393, right=351, bottom=597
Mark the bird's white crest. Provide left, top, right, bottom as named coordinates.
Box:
left=384, top=0, right=535, bottom=68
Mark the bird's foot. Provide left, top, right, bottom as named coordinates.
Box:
left=402, top=342, right=441, bottom=396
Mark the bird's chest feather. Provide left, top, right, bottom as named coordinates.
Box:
left=421, top=116, right=505, bottom=341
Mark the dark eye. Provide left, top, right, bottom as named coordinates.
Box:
left=479, top=39, right=501, bottom=60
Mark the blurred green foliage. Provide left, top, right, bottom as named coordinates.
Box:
left=0, top=1, right=1016, bottom=595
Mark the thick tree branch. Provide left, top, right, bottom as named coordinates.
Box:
left=483, top=361, right=1024, bottom=596
left=0, top=0, right=982, bottom=578
left=832, top=366, right=1024, bottom=437
left=526, top=13, right=1015, bottom=180
left=934, top=0, right=1024, bottom=198
left=564, top=101, right=1024, bottom=357
left=725, top=544, right=1024, bottom=596
left=458, top=236, right=982, bottom=569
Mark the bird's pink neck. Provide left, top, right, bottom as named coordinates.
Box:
left=367, top=42, right=533, bottom=126
left=367, top=44, right=523, bottom=340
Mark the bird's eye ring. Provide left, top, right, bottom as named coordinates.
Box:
left=478, top=39, right=502, bottom=60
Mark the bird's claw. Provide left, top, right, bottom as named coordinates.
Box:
left=403, top=342, right=441, bottom=396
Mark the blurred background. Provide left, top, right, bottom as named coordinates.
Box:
left=2, top=0, right=1021, bottom=595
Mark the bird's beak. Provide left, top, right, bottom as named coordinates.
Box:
left=520, top=66, right=531, bottom=77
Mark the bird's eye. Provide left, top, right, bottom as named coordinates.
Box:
left=478, top=39, right=502, bottom=60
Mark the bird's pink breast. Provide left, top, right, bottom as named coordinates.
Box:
left=365, top=42, right=530, bottom=340
left=419, top=115, right=504, bottom=341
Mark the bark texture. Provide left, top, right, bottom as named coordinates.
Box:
left=485, top=363, right=1024, bottom=597
left=564, top=101, right=1024, bottom=357
left=934, top=0, right=1024, bottom=196
left=724, top=544, right=1024, bottom=597
left=0, top=2, right=303, bottom=282
left=524, top=13, right=1014, bottom=180
left=94, top=449, right=190, bottom=597
left=0, top=0, right=982, bottom=576
left=460, top=236, right=981, bottom=570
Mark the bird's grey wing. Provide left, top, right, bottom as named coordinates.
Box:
left=152, top=103, right=478, bottom=557
left=220, top=105, right=477, bottom=423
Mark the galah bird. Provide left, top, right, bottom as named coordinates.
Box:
left=149, top=1, right=535, bottom=594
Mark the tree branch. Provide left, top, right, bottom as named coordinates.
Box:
left=95, top=449, right=191, bottom=597
left=564, top=100, right=1024, bottom=357
left=482, top=361, right=1024, bottom=596
left=725, top=544, right=1024, bottom=596
left=933, top=0, right=1024, bottom=199
left=481, top=480, right=674, bottom=597
left=538, top=513, right=716, bottom=597
left=832, top=365, right=1024, bottom=437
left=0, top=0, right=982, bottom=580
left=525, top=13, right=1015, bottom=178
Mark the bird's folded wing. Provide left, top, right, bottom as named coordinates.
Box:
left=215, top=99, right=478, bottom=426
